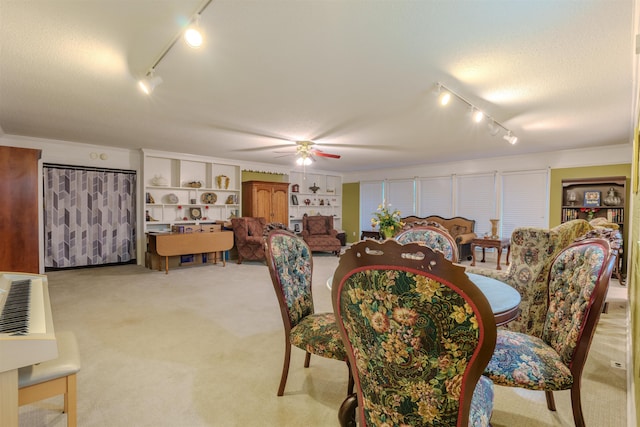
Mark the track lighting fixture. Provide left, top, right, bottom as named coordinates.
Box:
left=184, top=14, right=203, bottom=48
left=503, top=131, right=518, bottom=145
left=138, top=70, right=163, bottom=95
left=137, top=0, right=213, bottom=94
left=434, top=82, right=517, bottom=144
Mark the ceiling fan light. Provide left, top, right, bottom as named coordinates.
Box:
left=138, top=73, right=163, bottom=95
left=473, top=109, right=484, bottom=123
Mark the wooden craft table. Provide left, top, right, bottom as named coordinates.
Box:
left=147, top=231, right=234, bottom=274
left=470, top=237, right=511, bottom=270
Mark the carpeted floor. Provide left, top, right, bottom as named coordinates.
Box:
left=18, top=249, right=627, bottom=426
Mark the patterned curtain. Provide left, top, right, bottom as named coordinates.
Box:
left=44, top=165, right=137, bottom=268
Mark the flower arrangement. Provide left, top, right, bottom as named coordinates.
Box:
left=580, top=207, right=599, bottom=220
left=371, top=204, right=404, bottom=238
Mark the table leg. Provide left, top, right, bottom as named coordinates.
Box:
left=470, top=244, right=477, bottom=266
left=506, top=244, right=511, bottom=265
left=165, top=256, right=169, bottom=274
left=481, top=248, right=486, bottom=263
left=496, top=247, right=502, bottom=270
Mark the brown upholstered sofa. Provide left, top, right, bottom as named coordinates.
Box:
left=402, top=215, right=477, bottom=260
left=300, top=214, right=341, bottom=256
left=231, top=217, right=267, bottom=263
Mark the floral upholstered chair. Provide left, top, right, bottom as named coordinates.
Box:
left=333, top=239, right=496, bottom=427
left=466, top=219, right=593, bottom=338
left=483, top=238, right=614, bottom=427
left=265, top=229, right=352, bottom=396
left=394, top=225, right=459, bottom=262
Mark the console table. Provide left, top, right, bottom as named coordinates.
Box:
left=147, top=231, right=234, bottom=274
left=470, top=237, right=511, bottom=270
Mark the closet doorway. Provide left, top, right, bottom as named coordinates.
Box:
left=43, top=164, right=137, bottom=269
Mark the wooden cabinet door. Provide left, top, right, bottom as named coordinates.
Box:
left=0, top=146, right=41, bottom=273
left=271, top=184, right=289, bottom=223
left=254, top=185, right=273, bottom=220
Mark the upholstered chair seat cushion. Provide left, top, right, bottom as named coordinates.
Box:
left=484, top=329, right=573, bottom=390
left=470, top=376, right=495, bottom=427
left=289, top=312, right=347, bottom=360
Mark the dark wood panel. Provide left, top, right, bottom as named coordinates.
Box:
left=0, top=146, right=41, bottom=273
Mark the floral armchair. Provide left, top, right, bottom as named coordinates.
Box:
left=230, top=217, right=267, bottom=264
left=300, top=214, right=341, bottom=256
left=466, top=219, right=593, bottom=338
left=333, top=239, right=496, bottom=427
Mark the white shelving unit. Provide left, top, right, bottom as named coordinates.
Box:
left=288, top=171, right=342, bottom=232
left=142, top=150, right=241, bottom=233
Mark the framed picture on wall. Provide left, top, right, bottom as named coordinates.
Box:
left=291, top=195, right=298, bottom=205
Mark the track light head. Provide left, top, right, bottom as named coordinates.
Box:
left=472, top=109, right=484, bottom=123
left=138, top=72, right=163, bottom=95
left=184, top=15, right=203, bottom=48
left=503, top=131, right=518, bottom=145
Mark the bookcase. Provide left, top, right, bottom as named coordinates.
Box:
left=561, top=176, right=627, bottom=277
left=288, top=171, right=342, bottom=232
left=142, top=150, right=241, bottom=233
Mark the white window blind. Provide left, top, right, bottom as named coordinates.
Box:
left=455, top=174, right=496, bottom=237
left=387, top=179, right=416, bottom=217
left=418, top=176, right=452, bottom=217
left=501, top=170, right=548, bottom=238
left=360, top=181, right=384, bottom=232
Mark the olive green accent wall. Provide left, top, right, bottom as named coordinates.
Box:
left=342, top=182, right=360, bottom=243
left=241, top=171, right=287, bottom=182
left=549, top=164, right=631, bottom=228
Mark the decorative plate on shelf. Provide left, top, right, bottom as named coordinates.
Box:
left=164, top=193, right=179, bottom=204
left=201, top=192, right=217, bottom=204
left=190, top=207, right=202, bottom=220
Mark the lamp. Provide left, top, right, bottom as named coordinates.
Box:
left=184, top=14, right=203, bottom=48
left=137, top=0, right=213, bottom=93
left=434, top=82, right=517, bottom=144
left=296, top=155, right=312, bottom=166
left=138, top=71, right=163, bottom=95
left=503, top=131, right=518, bottom=145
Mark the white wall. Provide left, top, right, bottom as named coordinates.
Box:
left=342, top=144, right=632, bottom=183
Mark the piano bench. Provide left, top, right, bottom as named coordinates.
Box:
left=18, top=331, right=81, bottom=427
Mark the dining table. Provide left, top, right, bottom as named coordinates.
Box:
left=327, top=271, right=521, bottom=326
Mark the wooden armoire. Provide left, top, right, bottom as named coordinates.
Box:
left=242, top=181, right=289, bottom=224
left=0, top=146, right=41, bottom=273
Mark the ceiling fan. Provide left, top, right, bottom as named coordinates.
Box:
left=292, top=141, right=341, bottom=165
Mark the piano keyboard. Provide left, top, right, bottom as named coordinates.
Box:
left=0, top=279, right=31, bottom=334
left=0, top=272, right=57, bottom=373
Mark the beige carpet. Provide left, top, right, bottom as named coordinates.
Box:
left=18, top=250, right=627, bottom=426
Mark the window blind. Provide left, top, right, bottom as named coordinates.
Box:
left=455, top=173, right=496, bottom=237
left=360, top=181, right=384, bottom=232
left=418, top=176, right=452, bottom=217
left=387, top=179, right=416, bottom=217
left=501, top=170, right=549, bottom=238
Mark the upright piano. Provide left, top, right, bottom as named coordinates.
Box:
left=0, top=271, right=58, bottom=427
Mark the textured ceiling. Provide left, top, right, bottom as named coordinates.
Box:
left=0, top=0, right=636, bottom=172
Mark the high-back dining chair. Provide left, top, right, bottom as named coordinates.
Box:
left=483, top=238, right=614, bottom=427
left=332, top=239, right=496, bottom=427
left=265, top=229, right=352, bottom=396
left=394, top=225, right=459, bottom=262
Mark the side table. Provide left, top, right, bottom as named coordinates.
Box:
left=470, top=237, right=511, bottom=270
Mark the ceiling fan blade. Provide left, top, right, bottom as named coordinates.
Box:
left=311, top=149, right=341, bottom=159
